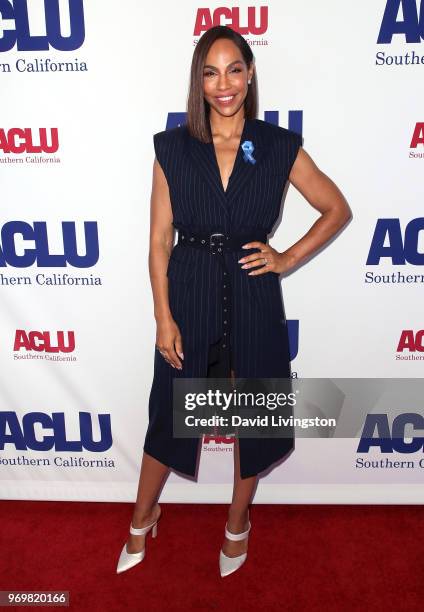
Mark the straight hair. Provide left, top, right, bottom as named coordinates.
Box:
left=186, top=26, right=258, bottom=143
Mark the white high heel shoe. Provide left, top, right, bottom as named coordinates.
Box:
left=116, top=509, right=160, bottom=574
left=219, top=519, right=251, bottom=577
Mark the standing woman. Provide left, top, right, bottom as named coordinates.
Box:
left=117, top=25, right=351, bottom=576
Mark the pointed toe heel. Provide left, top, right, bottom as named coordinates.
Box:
left=219, top=520, right=251, bottom=578
left=116, top=506, right=160, bottom=574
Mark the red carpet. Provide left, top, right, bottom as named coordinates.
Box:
left=1, top=501, right=423, bottom=611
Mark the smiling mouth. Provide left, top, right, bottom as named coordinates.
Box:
left=215, top=95, right=236, bottom=104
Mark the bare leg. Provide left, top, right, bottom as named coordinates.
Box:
left=126, top=451, right=170, bottom=553
left=221, top=369, right=257, bottom=558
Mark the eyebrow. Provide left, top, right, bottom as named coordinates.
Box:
left=203, top=60, right=244, bottom=70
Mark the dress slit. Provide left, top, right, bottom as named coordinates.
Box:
left=206, top=336, right=234, bottom=379
left=206, top=336, right=236, bottom=439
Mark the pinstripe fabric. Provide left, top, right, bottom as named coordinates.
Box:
left=143, top=118, right=302, bottom=479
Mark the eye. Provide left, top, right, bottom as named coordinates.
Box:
left=230, top=68, right=242, bottom=73
left=203, top=70, right=215, bottom=78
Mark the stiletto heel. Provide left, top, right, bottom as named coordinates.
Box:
left=116, top=505, right=161, bottom=574
left=219, top=519, right=251, bottom=577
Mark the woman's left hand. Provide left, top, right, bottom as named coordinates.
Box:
left=238, top=241, right=296, bottom=275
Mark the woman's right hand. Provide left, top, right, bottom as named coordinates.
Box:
left=155, top=316, right=184, bottom=369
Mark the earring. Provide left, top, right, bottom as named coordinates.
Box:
left=248, top=79, right=251, bottom=85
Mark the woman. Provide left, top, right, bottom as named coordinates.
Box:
left=117, top=25, right=351, bottom=577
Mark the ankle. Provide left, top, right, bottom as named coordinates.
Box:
left=132, top=504, right=158, bottom=528
left=227, top=507, right=249, bottom=532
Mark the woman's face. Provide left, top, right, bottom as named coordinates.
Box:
left=203, top=38, right=254, bottom=118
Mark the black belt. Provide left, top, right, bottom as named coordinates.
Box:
left=175, top=228, right=267, bottom=355
left=177, top=229, right=267, bottom=255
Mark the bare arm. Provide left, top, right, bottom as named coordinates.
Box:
left=149, top=158, right=183, bottom=369
left=240, top=147, right=352, bottom=274
left=283, top=147, right=352, bottom=268
left=149, top=158, right=174, bottom=321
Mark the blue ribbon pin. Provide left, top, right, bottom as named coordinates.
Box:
left=241, top=140, right=256, bottom=164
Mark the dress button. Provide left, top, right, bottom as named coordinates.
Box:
left=223, top=296, right=227, bottom=300
left=224, top=320, right=227, bottom=324
left=222, top=344, right=226, bottom=348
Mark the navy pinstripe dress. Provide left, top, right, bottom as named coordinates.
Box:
left=143, top=117, right=302, bottom=479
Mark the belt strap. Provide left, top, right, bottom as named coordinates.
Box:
left=177, top=229, right=267, bottom=255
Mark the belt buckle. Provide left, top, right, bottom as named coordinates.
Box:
left=210, top=232, right=225, bottom=255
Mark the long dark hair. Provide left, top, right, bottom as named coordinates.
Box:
left=186, top=26, right=258, bottom=142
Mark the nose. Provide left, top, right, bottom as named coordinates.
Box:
left=216, top=72, right=231, bottom=90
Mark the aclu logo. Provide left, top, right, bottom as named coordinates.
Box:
left=367, top=218, right=424, bottom=264
left=0, top=0, right=85, bottom=52
left=203, top=434, right=235, bottom=445
left=194, top=6, right=268, bottom=36
left=396, top=330, right=424, bottom=361
left=376, top=1, right=424, bottom=65
left=378, top=0, right=424, bottom=43
left=409, top=122, right=424, bottom=159
left=357, top=413, right=424, bottom=453
left=288, top=319, right=299, bottom=362
left=0, top=128, right=59, bottom=154
left=193, top=6, right=269, bottom=46
left=365, top=218, right=424, bottom=285
left=0, top=411, right=112, bottom=452
left=0, top=221, right=99, bottom=268
left=397, top=329, right=424, bottom=352
left=162, top=110, right=303, bottom=141
left=14, top=330, right=75, bottom=353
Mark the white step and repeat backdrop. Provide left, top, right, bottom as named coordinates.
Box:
left=1, top=1, right=423, bottom=503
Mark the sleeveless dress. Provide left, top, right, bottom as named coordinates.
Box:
left=143, top=118, right=302, bottom=479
